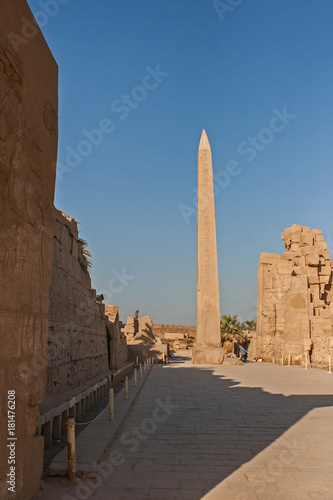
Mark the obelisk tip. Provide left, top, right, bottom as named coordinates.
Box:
left=199, top=129, right=210, bottom=150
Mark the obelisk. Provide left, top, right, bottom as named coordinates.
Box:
left=192, top=130, right=224, bottom=364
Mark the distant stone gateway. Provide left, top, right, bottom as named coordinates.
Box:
left=192, top=130, right=224, bottom=364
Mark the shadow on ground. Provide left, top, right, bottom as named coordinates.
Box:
left=34, top=354, right=333, bottom=500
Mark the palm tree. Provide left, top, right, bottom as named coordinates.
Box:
left=220, top=314, right=244, bottom=342
left=241, top=320, right=256, bottom=331
left=77, top=238, right=93, bottom=269
left=221, top=314, right=244, bottom=356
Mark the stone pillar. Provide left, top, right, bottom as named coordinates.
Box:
left=0, top=2, right=58, bottom=499
left=192, top=130, right=224, bottom=364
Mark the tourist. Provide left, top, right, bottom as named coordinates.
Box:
left=240, top=345, right=248, bottom=363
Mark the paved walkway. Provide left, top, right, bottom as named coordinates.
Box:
left=34, top=352, right=333, bottom=500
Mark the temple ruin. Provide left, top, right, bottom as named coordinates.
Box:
left=256, top=224, right=333, bottom=366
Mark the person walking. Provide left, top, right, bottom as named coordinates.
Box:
left=240, top=345, right=248, bottom=363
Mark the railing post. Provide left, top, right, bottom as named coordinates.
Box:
left=109, top=388, right=114, bottom=421
left=124, top=376, right=128, bottom=400
left=134, top=368, right=137, bottom=387
left=67, top=417, right=76, bottom=480
left=139, top=363, right=143, bottom=379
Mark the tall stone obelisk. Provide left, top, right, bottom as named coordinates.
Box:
left=192, top=130, right=224, bottom=364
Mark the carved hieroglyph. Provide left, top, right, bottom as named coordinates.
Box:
left=192, top=130, right=224, bottom=364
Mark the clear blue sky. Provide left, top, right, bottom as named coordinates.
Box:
left=27, top=0, right=333, bottom=325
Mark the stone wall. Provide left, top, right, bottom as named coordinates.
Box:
left=0, top=2, right=58, bottom=498
left=256, top=225, right=333, bottom=366
left=47, top=208, right=110, bottom=394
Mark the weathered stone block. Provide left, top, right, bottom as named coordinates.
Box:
left=306, top=255, right=320, bottom=267
left=317, top=241, right=327, bottom=251
left=282, top=251, right=297, bottom=261
left=301, top=234, right=314, bottom=246
left=319, top=265, right=331, bottom=276
left=319, top=275, right=330, bottom=285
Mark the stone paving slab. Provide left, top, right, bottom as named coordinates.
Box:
left=48, top=365, right=152, bottom=477
left=34, top=352, right=333, bottom=500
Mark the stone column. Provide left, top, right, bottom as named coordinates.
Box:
left=192, top=130, right=224, bottom=364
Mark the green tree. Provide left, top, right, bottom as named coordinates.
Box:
left=220, top=314, right=244, bottom=342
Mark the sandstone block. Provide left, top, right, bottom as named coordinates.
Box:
left=316, top=241, right=327, bottom=251
left=305, top=254, right=320, bottom=267
left=320, top=250, right=331, bottom=260
left=307, top=266, right=319, bottom=277
left=276, top=260, right=293, bottom=274
left=282, top=251, right=297, bottom=261
left=301, top=234, right=314, bottom=246
left=293, top=266, right=309, bottom=276
left=319, top=275, right=330, bottom=285
left=320, top=308, right=330, bottom=319
left=319, top=265, right=331, bottom=277
left=295, top=256, right=306, bottom=267
left=259, top=253, right=282, bottom=263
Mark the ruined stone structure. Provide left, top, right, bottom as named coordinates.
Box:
left=192, top=130, right=224, bottom=364
left=122, top=315, right=138, bottom=340
left=122, top=314, right=169, bottom=362
left=47, top=208, right=128, bottom=395
left=121, top=313, right=153, bottom=342
left=0, top=2, right=58, bottom=498
left=153, top=324, right=196, bottom=341
left=153, top=324, right=196, bottom=350
left=105, top=305, right=128, bottom=370
left=257, top=224, right=333, bottom=366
